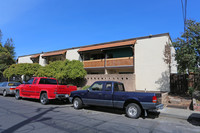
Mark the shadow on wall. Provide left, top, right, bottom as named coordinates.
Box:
left=155, top=71, right=170, bottom=92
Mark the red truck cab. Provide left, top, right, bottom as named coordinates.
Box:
left=15, top=77, right=77, bottom=105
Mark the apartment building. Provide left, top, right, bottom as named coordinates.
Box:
left=17, top=33, right=177, bottom=92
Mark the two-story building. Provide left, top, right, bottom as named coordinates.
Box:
left=17, top=33, right=177, bottom=92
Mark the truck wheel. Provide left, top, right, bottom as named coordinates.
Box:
left=40, top=93, right=49, bottom=105
left=73, top=98, right=83, bottom=109
left=3, top=90, right=7, bottom=97
left=15, top=90, right=21, bottom=100
left=126, top=103, right=141, bottom=119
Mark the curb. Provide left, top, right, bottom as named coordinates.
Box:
left=159, top=112, right=189, bottom=120
left=159, top=111, right=200, bottom=121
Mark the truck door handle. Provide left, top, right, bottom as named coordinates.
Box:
left=29, top=86, right=31, bottom=87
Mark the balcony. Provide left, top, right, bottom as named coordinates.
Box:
left=83, top=59, right=105, bottom=68
left=83, top=57, right=133, bottom=68
left=106, top=57, right=133, bottom=67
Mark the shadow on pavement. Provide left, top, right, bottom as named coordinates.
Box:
left=20, top=98, right=70, bottom=105
left=1, top=107, right=56, bottom=133
left=82, top=106, right=160, bottom=119
left=187, top=113, right=200, bottom=126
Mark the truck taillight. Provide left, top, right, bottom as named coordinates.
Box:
left=10, top=88, right=16, bottom=90
left=152, top=96, right=157, bottom=103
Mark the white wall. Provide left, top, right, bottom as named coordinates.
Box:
left=66, top=48, right=82, bottom=61
left=170, top=47, right=178, bottom=73
left=39, top=54, right=47, bottom=66
left=18, top=56, right=33, bottom=63
left=135, top=36, right=171, bottom=92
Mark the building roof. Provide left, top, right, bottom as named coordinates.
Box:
left=42, top=50, right=67, bottom=57
left=30, top=54, right=40, bottom=59
left=78, top=40, right=136, bottom=52
left=17, top=33, right=170, bottom=58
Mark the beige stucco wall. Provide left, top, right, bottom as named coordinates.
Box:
left=18, top=56, right=33, bottom=63
left=66, top=48, right=82, bottom=61
left=85, top=74, right=136, bottom=91
left=135, top=35, right=173, bottom=92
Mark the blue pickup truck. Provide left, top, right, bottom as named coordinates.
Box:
left=69, top=81, right=163, bottom=119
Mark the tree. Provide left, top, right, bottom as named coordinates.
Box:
left=173, top=20, right=200, bottom=73
left=0, top=29, right=16, bottom=80
left=35, top=59, right=87, bottom=84
left=0, top=43, right=15, bottom=78
left=3, top=63, right=41, bottom=81
left=4, top=38, right=15, bottom=59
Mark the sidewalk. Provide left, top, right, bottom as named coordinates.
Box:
left=158, top=107, right=200, bottom=120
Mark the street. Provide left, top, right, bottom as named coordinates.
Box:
left=0, top=95, right=200, bottom=133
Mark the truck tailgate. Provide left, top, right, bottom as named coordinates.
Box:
left=57, top=85, right=77, bottom=94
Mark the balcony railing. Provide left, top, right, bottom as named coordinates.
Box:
left=106, top=57, right=133, bottom=67
left=83, top=59, right=105, bottom=68
left=83, top=57, right=133, bottom=68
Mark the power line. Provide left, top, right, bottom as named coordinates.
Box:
left=181, top=0, right=187, bottom=35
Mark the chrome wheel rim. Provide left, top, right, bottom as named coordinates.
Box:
left=74, top=100, right=78, bottom=108
left=3, top=91, right=6, bottom=96
left=128, top=106, right=137, bottom=117
left=15, top=91, right=19, bottom=98
left=41, top=95, right=47, bottom=104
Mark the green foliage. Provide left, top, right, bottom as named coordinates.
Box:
left=0, top=43, right=15, bottom=77
left=4, top=59, right=86, bottom=83
left=188, top=87, right=195, bottom=96
left=65, top=60, right=87, bottom=79
left=35, top=59, right=87, bottom=81
left=4, top=38, right=15, bottom=59
left=82, top=85, right=90, bottom=90
left=3, top=63, right=41, bottom=79
left=0, top=30, right=16, bottom=79
left=173, top=20, right=200, bottom=73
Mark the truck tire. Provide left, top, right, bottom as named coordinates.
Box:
left=73, top=98, right=83, bottom=109
left=40, top=93, right=49, bottom=105
left=15, top=90, right=21, bottom=100
left=3, top=90, right=7, bottom=97
left=126, top=103, right=141, bottom=119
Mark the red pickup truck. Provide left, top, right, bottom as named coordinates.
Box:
left=15, top=77, right=77, bottom=105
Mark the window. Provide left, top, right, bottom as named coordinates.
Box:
left=27, top=78, right=34, bottom=84
left=105, top=83, right=112, bottom=91
left=39, top=78, right=57, bottom=85
left=90, top=82, right=103, bottom=91
left=33, top=79, right=38, bottom=84
left=2, top=82, right=7, bottom=87
left=114, top=83, right=125, bottom=92
left=0, top=82, right=3, bottom=87
left=8, top=82, right=21, bottom=86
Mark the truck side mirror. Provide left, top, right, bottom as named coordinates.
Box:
left=87, top=88, right=90, bottom=92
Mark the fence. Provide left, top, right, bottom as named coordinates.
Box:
left=170, top=73, right=200, bottom=94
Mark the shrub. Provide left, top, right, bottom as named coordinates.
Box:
left=188, top=87, right=195, bottom=96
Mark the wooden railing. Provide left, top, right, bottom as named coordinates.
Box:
left=83, top=59, right=105, bottom=68
left=106, top=57, right=133, bottom=67
left=83, top=57, right=133, bottom=68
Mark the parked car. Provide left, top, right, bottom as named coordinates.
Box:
left=0, top=82, right=21, bottom=97
left=69, top=81, right=163, bottom=119
left=15, top=77, right=77, bottom=105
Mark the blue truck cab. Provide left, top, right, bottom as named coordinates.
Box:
left=69, top=81, right=163, bottom=119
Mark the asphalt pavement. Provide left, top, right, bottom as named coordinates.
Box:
left=0, top=95, right=200, bottom=133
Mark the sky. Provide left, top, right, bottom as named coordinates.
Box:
left=0, top=0, right=200, bottom=58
